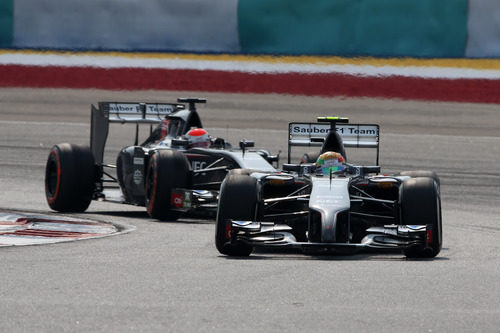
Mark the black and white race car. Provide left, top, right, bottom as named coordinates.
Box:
left=44, top=98, right=278, bottom=220
left=215, top=117, right=442, bottom=258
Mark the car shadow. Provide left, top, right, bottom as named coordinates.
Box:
left=79, top=210, right=215, bottom=225
left=150, top=217, right=215, bottom=225
left=219, top=247, right=450, bottom=261
left=89, top=210, right=150, bottom=219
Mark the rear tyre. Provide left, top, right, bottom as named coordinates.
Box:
left=215, top=174, right=258, bottom=256
left=226, top=168, right=254, bottom=177
left=45, top=143, right=95, bottom=212
left=400, top=177, right=442, bottom=258
left=145, top=149, right=190, bottom=221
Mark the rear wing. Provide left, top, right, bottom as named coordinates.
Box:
left=288, top=120, right=380, bottom=164
left=91, top=102, right=184, bottom=165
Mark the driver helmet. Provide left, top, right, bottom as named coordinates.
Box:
left=186, top=128, right=211, bottom=148
left=315, top=151, right=345, bottom=174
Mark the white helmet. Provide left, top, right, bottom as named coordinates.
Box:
left=186, top=128, right=210, bottom=148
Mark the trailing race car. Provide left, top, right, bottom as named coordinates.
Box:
left=215, top=117, right=442, bottom=258
left=45, top=98, right=278, bottom=220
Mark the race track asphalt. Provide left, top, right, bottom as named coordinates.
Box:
left=0, top=88, right=499, bottom=332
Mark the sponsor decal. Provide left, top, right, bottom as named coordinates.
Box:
left=133, top=170, right=143, bottom=185
left=300, top=165, right=311, bottom=174
left=290, top=124, right=330, bottom=136
left=171, top=193, right=183, bottom=208
left=108, top=103, right=175, bottom=114
left=133, top=157, right=144, bottom=165
left=290, top=123, right=378, bottom=137
left=183, top=192, right=192, bottom=208
left=269, top=178, right=285, bottom=186
left=108, top=103, right=139, bottom=113
left=336, top=125, right=378, bottom=136
left=191, top=160, right=207, bottom=176
left=191, top=161, right=207, bottom=170
left=145, top=104, right=175, bottom=114
left=377, top=182, right=393, bottom=189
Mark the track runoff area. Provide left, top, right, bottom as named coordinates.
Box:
left=0, top=211, right=124, bottom=246
left=2, top=50, right=500, bottom=103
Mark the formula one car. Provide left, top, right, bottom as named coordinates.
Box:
left=45, top=98, right=278, bottom=220
left=215, top=117, right=442, bottom=258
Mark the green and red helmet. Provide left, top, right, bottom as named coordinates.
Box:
left=315, top=151, right=345, bottom=174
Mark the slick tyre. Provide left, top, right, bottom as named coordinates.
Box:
left=215, top=174, right=258, bottom=256
left=45, top=143, right=95, bottom=212
left=145, top=149, right=190, bottom=221
left=226, top=168, right=254, bottom=177
left=398, top=170, right=440, bottom=189
left=400, top=177, right=442, bottom=258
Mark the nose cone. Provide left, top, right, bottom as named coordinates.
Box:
left=309, top=177, right=350, bottom=242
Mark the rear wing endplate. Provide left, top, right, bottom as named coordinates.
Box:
left=90, top=102, right=184, bottom=165
left=288, top=122, right=380, bottom=164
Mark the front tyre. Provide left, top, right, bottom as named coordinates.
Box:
left=400, top=177, right=442, bottom=258
left=215, top=174, right=258, bottom=256
left=398, top=170, right=440, bottom=189
left=45, top=143, right=95, bottom=212
left=145, top=149, right=190, bottom=221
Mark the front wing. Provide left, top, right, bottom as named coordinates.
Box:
left=228, top=220, right=434, bottom=254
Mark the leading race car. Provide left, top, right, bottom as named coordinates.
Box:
left=44, top=98, right=278, bottom=220
left=215, top=117, right=442, bottom=258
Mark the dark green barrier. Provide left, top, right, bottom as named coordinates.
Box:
left=0, top=0, right=13, bottom=47
left=238, top=0, right=468, bottom=57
